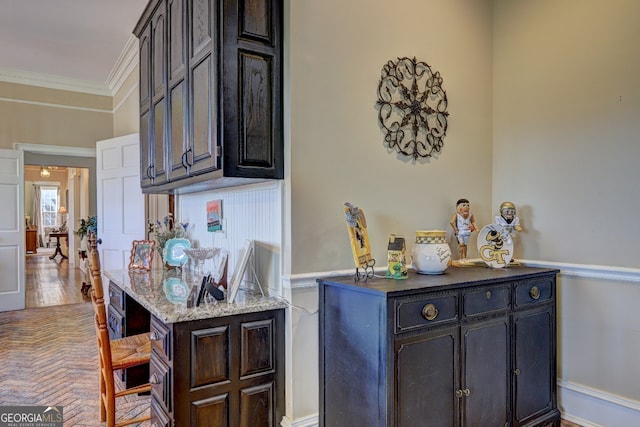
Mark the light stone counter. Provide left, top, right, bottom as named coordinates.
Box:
left=104, top=268, right=287, bottom=324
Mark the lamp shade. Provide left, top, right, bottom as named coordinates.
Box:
left=40, top=166, right=50, bottom=178
left=58, top=207, right=67, bottom=214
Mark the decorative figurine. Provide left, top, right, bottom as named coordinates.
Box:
left=495, top=201, right=523, bottom=264
left=386, top=234, right=408, bottom=279
left=344, top=202, right=376, bottom=281
left=495, top=201, right=523, bottom=236
left=477, top=224, right=513, bottom=268
left=449, top=198, right=478, bottom=266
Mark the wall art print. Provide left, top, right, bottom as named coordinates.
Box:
left=207, top=199, right=222, bottom=232
left=376, top=56, right=449, bottom=160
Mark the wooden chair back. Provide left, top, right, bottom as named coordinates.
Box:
left=86, top=231, right=151, bottom=427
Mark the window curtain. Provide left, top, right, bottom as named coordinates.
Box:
left=32, top=184, right=43, bottom=247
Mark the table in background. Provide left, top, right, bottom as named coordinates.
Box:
left=48, top=232, right=68, bottom=260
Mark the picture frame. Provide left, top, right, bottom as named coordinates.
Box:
left=128, top=240, right=155, bottom=271
left=227, top=240, right=254, bottom=303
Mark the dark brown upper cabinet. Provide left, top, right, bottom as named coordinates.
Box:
left=134, top=0, right=283, bottom=194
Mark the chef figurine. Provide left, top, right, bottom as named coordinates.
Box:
left=450, top=198, right=478, bottom=266
left=495, top=201, right=523, bottom=264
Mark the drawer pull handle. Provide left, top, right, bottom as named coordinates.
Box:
left=149, top=373, right=160, bottom=385
left=514, top=368, right=521, bottom=376
left=530, top=286, right=541, bottom=300
left=149, top=331, right=158, bottom=341
left=463, top=388, right=470, bottom=396
left=422, top=303, right=439, bottom=321
left=455, top=389, right=463, bottom=398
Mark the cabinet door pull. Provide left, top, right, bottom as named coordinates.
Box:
left=513, top=368, right=521, bottom=376
left=149, top=373, right=160, bottom=385
left=185, top=148, right=193, bottom=167
left=455, top=389, right=463, bottom=398
left=529, top=286, right=541, bottom=300
left=463, top=388, right=470, bottom=396
left=181, top=151, right=189, bottom=169
left=149, top=330, right=158, bottom=341
left=422, top=303, right=439, bottom=321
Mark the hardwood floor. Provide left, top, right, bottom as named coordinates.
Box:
left=25, top=252, right=89, bottom=308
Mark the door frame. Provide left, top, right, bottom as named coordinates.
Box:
left=15, top=143, right=96, bottom=265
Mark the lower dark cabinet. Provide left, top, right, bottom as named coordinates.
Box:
left=150, top=309, right=285, bottom=426
left=319, top=267, right=561, bottom=427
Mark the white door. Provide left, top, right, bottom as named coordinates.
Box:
left=96, top=134, right=145, bottom=272
left=0, top=149, right=25, bottom=312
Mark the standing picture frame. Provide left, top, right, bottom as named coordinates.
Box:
left=227, top=240, right=254, bottom=303
left=128, top=240, right=155, bottom=271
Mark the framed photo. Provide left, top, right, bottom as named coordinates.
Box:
left=129, top=240, right=155, bottom=271
left=227, top=240, right=254, bottom=303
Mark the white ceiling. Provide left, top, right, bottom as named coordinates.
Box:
left=0, top=0, right=148, bottom=95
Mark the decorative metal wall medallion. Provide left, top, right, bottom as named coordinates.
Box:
left=376, top=57, right=449, bottom=160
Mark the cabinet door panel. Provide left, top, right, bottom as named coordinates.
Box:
left=396, top=328, right=458, bottom=427
left=153, top=99, right=167, bottom=183
left=168, top=80, right=188, bottom=181
left=191, top=325, right=230, bottom=388
left=240, top=319, right=275, bottom=378
left=191, top=394, right=229, bottom=427
left=189, top=55, right=218, bottom=175
left=168, top=0, right=186, bottom=82
left=239, top=0, right=272, bottom=42
left=223, top=0, right=283, bottom=179
left=240, top=382, right=274, bottom=427
left=513, top=308, right=554, bottom=425
left=150, top=3, right=168, bottom=184
left=463, top=318, right=509, bottom=426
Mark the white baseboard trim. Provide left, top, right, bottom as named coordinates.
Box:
left=559, top=380, right=640, bottom=427
left=280, top=414, right=318, bottom=427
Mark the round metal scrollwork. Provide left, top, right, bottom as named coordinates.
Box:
left=376, top=57, right=449, bottom=160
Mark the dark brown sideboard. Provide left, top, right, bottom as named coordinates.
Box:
left=318, top=266, right=560, bottom=427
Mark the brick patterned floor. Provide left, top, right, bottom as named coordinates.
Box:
left=0, top=303, right=149, bottom=426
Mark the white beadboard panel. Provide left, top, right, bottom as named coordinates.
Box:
left=177, top=181, right=283, bottom=295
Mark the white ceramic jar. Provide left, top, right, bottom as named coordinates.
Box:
left=412, top=230, right=452, bottom=274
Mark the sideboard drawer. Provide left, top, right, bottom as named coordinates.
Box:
left=150, top=316, right=172, bottom=362
left=109, top=282, right=125, bottom=311
left=107, top=306, right=124, bottom=340
left=395, top=293, right=458, bottom=333
left=515, top=278, right=553, bottom=307
left=150, top=355, right=172, bottom=415
left=463, top=285, right=510, bottom=317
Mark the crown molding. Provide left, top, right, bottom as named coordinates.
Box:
left=0, top=35, right=139, bottom=99
left=0, top=67, right=111, bottom=97
left=106, top=35, right=139, bottom=96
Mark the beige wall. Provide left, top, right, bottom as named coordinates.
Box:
left=0, top=82, right=114, bottom=149
left=493, top=0, right=640, bottom=268
left=112, top=66, right=140, bottom=137
left=493, top=0, right=640, bottom=424
left=288, top=0, right=494, bottom=274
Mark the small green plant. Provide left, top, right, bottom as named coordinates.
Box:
left=75, top=216, right=97, bottom=240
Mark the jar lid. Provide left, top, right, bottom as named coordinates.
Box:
left=416, top=230, right=447, bottom=239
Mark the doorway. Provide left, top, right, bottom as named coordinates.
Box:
left=15, top=143, right=97, bottom=309
left=24, top=164, right=91, bottom=308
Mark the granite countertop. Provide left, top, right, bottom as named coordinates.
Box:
left=104, top=268, right=287, bottom=324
